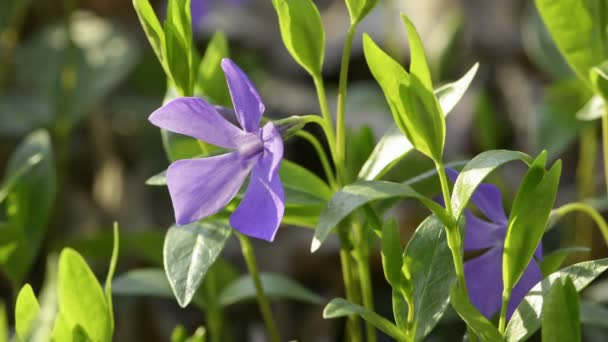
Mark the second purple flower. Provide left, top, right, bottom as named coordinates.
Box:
left=149, top=58, right=285, bottom=242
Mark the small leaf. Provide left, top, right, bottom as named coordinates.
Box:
left=312, top=181, right=449, bottom=252
left=272, top=0, right=325, bottom=76
left=163, top=221, right=232, bottom=307
left=15, top=284, right=40, bottom=341
left=505, top=258, right=608, bottom=342
left=575, top=94, right=605, bottom=121
left=345, top=0, right=379, bottom=24
left=219, top=272, right=323, bottom=306
left=323, top=298, right=408, bottom=341
left=403, top=216, right=456, bottom=341
left=449, top=285, right=502, bottom=342
left=133, top=0, right=166, bottom=68
left=540, top=246, right=590, bottom=276
left=591, top=60, right=608, bottom=100
left=401, top=14, right=433, bottom=91
left=57, top=248, right=112, bottom=342
left=381, top=219, right=402, bottom=288
left=451, top=150, right=531, bottom=220
left=542, top=277, right=580, bottom=342
left=503, top=153, right=561, bottom=293
left=195, top=30, right=231, bottom=106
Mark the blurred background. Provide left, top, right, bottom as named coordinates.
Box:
left=1, top=0, right=608, bottom=340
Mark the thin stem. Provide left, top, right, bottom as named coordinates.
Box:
left=352, top=218, right=377, bottom=342
left=498, top=292, right=510, bottom=334
left=574, top=127, right=597, bottom=259
left=339, top=248, right=363, bottom=342
left=335, top=24, right=357, bottom=169
left=237, top=233, right=280, bottom=342
left=554, top=202, right=608, bottom=246
left=602, top=114, right=608, bottom=197
left=295, top=131, right=337, bottom=188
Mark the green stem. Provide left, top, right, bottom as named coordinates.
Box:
left=498, top=292, right=510, bottom=334
left=295, top=131, right=337, bottom=188
left=237, top=233, right=280, bottom=342
left=554, top=202, right=608, bottom=246
left=574, top=127, right=597, bottom=259
left=602, top=114, right=608, bottom=197
left=335, top=24, right=357, bottom=169
left=352, top=219, right=377, bottom=342
left=339, top=246, right=363, bottom=342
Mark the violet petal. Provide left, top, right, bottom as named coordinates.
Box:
left=507, top=258, right=542, bottom=319
left=149, top=97, right=245, bottom=149
left=167, top=152, right=253, bottom=225
left=261, top=122, right=283, bottom=180
left=464, top=210, right=503, bottom=251
left=230, top=151, right=285, bottom=241
left=464, top=247, right=504, bottom=318
left=471, top=183, right=508, bottom=225
left=221, top=58, right=265, bottom=133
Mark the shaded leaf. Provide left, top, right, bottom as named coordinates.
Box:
left=449, top=285, right=502, bottom=342
left=542, top=277, right=580, bottom=342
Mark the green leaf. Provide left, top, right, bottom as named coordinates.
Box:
left=104, top=223, right=119, bottom=333
left=15, top=284, right=40, bottom=341
left=57, top=248, right=112, bottom=342
left=113, top=268, right=174, bottom=298
left=132, top=0, right=166, bottom=70
left=272, top=0, right=325, bottom=76
left=540, top=246, right=590, bottom=276
left=542, top=277, right=580, bottom=342
left=358, top=63, right=478, bottom=180
left=401, top=14, right=433, bottom=91
left=451, top=150, right=531, bottom=220
left=195, top=31, right=231, bottom=107
left=163, top=221, right=232, bottom=307
left=0, top=130, right=55, bottom=286
left=311, top=181, right=450, bottom=252
left=163, top=0, right=195, bottom=95
left=345, top=0, right=379, bottom=24
left=403, top=216, right=455, bottom=341
left=591, top=60, right=608, bottom=100
left=505, top=258, right=608, bottom=342
left=449, top=285, right=503, bottom=342
left=280, top=160, right=332, bottom=201
left=503, top=153, right=561, bottom=293
left=0, top=301, right=6, bottom=342
left=576, top=94, right=605, bottom=121
left=363, top=31, right=444, bottom=161
left=323, top=298, right=408, bottom=341
left=580, top=301, right=608, bottom=327
left=219, top=272, right=323, bottom=306
left=381, top=219, right=402, bottom=288
left=535, top=0, right=608, bottom=88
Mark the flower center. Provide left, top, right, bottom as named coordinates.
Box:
left=237, top=133, right=264, bottom=162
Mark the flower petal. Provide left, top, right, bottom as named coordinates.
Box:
left=149, top=97, right=245, bottom=149
left=507, top=259, right=542, bottom=319
left=167, top=152, right=253, bottom=225
left=464, top=247, right=504, bottom=318
left=464, top=210, right=503, bottom=251
left=261, top=122, right=283, bottom=179
left=221, top=58, right=265, bottom=133
left=230, top=152, right=285, bottom=241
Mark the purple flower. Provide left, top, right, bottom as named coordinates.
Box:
left=445, top=169, right=542, bottom=319
left=149, top=58, right=284, bottom=241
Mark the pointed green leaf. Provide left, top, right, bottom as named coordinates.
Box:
left=535, top=0, right=608, bottom=88
left=450, top=285, right=502, bottom=342
left=272, top=0, right=325, bottom=76
left=540, top=246, right=590, bottom=276
left=57, top=248, right=112, bottom=342
left=345, top=0, right=379, bottom=24
left=132, top=0, right=166, bottom=68
left=542, top=277, right=580, bottom=342
left=163, top=221, right=232, bottom=307
left=505, top=258, right=608, bottom=342
left=219, top=272, right=323, bottom=306
left=381, top=219, right=403, bottom=288
left=195, top=30, right=231, bottom=106
left=280, top=160, right=332, bottom=201
left=312, top=181, right=450, bottom=252
left=451, top=150, right=531, bottom=220
left=403, top=216, right=455, bottom=341
left=15, top=284, right=40, bottom=341
left=503, top=153, right=561, bottom=293
left=401, top=14, right=433, bottom=91
left=323, top=298, right=408, bottom=341
left=358, top=63, right=479, bottom=180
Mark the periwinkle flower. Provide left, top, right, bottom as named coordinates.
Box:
left=445, top=169, right=542, bottom=319
left=149, top=58, right=284, bottom=241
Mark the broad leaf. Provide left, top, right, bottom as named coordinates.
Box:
left=219, top=272, right=323, bottom=306
left=403, top=216, right=455, bottom=341
left=503, top=152, right=561, bottom=293
left=542, top=277, right=580, bottom=342
left=451, top=150, right=531, bottom=220
left=272, top=0, right=325, bottom=77
left=15, top=284, right=40, bottom=341
left=381, top=219, right=402, bottom=288
left=323, top=298, right=408, bottom=341
left=163, top=221, right=232, bottom=307
left=312, top=181, right=449, bottom=252
left=358, top=63, right=478, bottom=180
left=57, top=248, right=112, bottom=342
left=449, top=285, right=502, bottom=342
left=505, top=258, right=608, bottom=341
left=195, top=30, right=231, bottom=106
